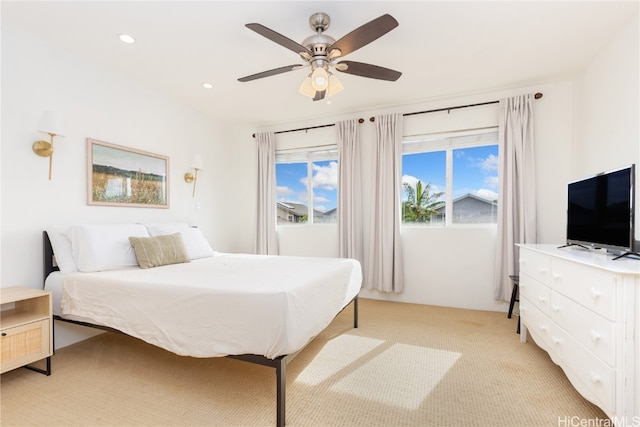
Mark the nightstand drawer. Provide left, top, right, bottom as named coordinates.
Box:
left=0, top=319, right=51, bottom=374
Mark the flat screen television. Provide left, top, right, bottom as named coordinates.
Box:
left=566, top=164, right=635, bottom=256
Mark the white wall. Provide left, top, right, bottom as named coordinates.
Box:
left=573, top=14, right=640, bottom=243
left=0, top=24, right=251, bottom=347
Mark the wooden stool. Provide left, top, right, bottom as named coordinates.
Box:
left=508, top=275, right=520, bottom=333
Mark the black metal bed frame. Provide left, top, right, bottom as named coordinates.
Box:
left=42, top=231, right=358, bottom=427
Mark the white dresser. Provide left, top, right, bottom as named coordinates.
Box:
left=518, top=244, right=639, bottom=424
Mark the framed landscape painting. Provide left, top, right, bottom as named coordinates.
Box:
left=87, top=138, right=169, bottom=208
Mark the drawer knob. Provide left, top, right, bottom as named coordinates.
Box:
left=589, top=371, right=601, bottom=384
left=552, top=273, right=561, bottom=281
left=590, top=288, right=601, bottom=299
left=538, top=323, right=547, bottom=332
left=590, top=330, right=601, bottom=341
left=551, top=336, right=561, bottom=345
left=538, top=296, right=547, bottom=303
left=1, top=332, right=6, bottom=337
left=551, top=304, right=560, bottom=312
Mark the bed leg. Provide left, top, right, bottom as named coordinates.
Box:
left=354, top=296, right=359, bottom=328
left=276, top=357, right=286, bottom=427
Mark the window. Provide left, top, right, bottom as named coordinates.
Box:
left=276, top=149, right=338, bottom=224
left=402, top=129, right=499, bottom=225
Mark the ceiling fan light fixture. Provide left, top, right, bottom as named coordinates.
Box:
left=299, top=76, right=316, bottom=98
left=311, top=67, right=329, bottom=91
left=328, top=73, right=344, bottom=96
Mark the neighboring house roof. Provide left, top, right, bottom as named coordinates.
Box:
left=277, top=202, right=308, bottom=217
left=433, top=193, right=497, bottom=213
left=277, top=202, right=331, bottom=218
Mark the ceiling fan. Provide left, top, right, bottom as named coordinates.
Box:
left=238, top=12, right=402, bottom=101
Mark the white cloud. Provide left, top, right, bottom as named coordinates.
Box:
left=277, top=186, right=294, bottom=196
left=314, top=195, right=331, bottom=203
left=481, top=154, right=498, bottom=172
left=484, top=175, right=499, bottom=189
left=476, top=188, right=498, bottom=200
left=402, top=174, right=420, bottom=188
left=305, top=161, right=338, bottom=190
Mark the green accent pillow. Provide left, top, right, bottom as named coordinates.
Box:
left=129, top=233, right=191, bottom=269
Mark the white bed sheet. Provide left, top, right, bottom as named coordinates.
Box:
left=46, top=253, right=361, bottom=359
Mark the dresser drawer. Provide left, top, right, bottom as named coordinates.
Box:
left=549, top=291, right=615, bottom=366
left=0, top=319, right=51, bottom=374
left=520, top=274, right=551, bottom=315
left=519, top=249, right=551, bottom=286
left=550, top=258, right=617, bottom=321
left=546, top=323, right=615, bottom=414
left=520, top=296, right=551, bottom=348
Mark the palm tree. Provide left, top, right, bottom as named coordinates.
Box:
left=402, top=180, right=444, bottom=222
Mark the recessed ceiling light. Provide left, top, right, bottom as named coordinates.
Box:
left=118, top=34, right=136, bottom=44
left=202, top=83, right=213, bottom=89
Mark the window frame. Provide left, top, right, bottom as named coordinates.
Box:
left=275, top=146, right=339, bottom=226
left=402, top=128, right=499, bottom=228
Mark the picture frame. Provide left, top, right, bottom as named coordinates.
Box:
left=87, top=138, right=169, bottom=208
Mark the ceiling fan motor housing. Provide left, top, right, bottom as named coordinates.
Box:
left=309, top=12, right=330, bottom=32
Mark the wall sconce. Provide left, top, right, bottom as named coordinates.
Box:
left=33, top=110, right=64, bottom=180
left=184, top=154, right=204, bottom=197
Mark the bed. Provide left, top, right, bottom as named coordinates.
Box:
left=42, top=224, right=361, bottom=427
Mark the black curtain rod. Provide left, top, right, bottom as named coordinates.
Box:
left=252, top=118, right=365, bottom=138
left=369, top=92, right=543, bottom=122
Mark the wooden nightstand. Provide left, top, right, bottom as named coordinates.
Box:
left=0, top=287, right=53, bottom=375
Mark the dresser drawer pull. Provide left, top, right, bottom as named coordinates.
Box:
left=551, top=336, right=561, bottom=344
left=538, top=296, right=547, bottom=303
left=538, top=267, right=548, bottom=276
left=1, top=332, right=6, bottom=337
left=552, top=272, right=561, bottom=281
left=589, top=371, right=601, bottom=384
left=551, top=304, right=560, bottom=312
left=590, top=288, right=601, bottom=299
left=590, top=330, right=601, bottom=342
left=538, top=323, right=548, bottom=332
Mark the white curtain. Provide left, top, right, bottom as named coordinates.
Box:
left=337, top=119, right=363, bottom=265
left=494, top=95, right=537, bottom=300
left=255, top=132, right=279, bottom=255
left=366, top=114, right=404, bottom=292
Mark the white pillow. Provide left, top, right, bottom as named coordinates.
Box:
left=70, top=224, right=150, bottom=272
left=146, top=223, right=214, bottom=259
left=45, top=226, right=78, bottom=274
left=145, top=223, right=190, bottom=237
left=180, top=227, right=215, bottom=259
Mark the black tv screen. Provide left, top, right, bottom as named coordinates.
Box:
left=566, top=164, right=635, bottom=252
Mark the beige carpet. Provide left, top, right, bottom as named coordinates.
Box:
left=1, top=299, right=607, bottom=426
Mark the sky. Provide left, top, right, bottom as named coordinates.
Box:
left=402, top=145, right=499, bottom=202
left=275, top=143, right=499, bottom=213
left=276, top=160, right=337, bottom=213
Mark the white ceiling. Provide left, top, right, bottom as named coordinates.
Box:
left=3, top=1, right=638, bottom=126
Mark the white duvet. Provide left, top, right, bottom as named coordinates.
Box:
left=56, top=253, right=361, bottom=359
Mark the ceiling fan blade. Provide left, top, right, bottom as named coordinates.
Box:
left=337, top=61, right=402, bottom=81
left=329, top=14, right=398, bottom=58
left=238, top=64, right=301, bottom=82
left=246, top=23, right=312, bottom=56
left=313, top=90, right=326, bottom=101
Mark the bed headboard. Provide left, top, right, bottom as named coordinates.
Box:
left=43, top=231, right=58, bottom=286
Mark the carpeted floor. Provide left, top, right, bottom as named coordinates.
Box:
left=1, top=298, right=608, bottom=426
